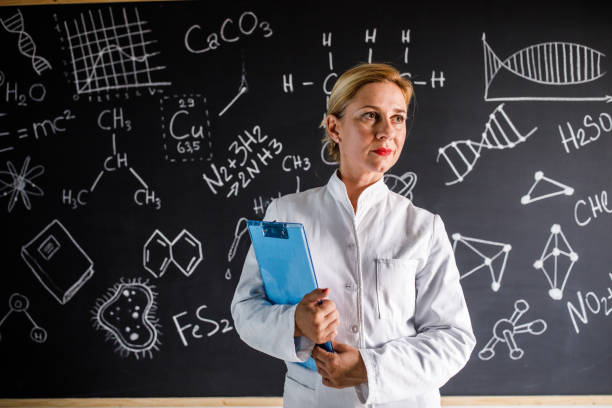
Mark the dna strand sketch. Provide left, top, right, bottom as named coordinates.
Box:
left=452, top=233, right=512, bottom=292
left=437, top=103, right=537, bottom=186
left=521, top=170, right=574, bottom=205
left=1, top=9, right=52, bottom=76
left=483, top=33, right=612, bottom=102
left=63, top=8, right=170, bottom=94
left=533, top=224, right=578, bottom=300
left=479, top=299, right=547, bottom=361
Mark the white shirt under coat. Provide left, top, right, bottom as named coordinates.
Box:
left=231, top=170, right=476, bottom=407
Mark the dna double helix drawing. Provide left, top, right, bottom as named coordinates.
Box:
left=436, top=103, right=538, bottom=186
left=1, top=9, right=52, bottom=76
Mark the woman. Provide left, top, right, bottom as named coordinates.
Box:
left=231, top=63, right=475, bottom=407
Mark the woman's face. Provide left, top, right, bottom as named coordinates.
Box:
left=330, top=81, right=407, bottom=180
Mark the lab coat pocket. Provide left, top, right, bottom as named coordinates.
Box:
left=375, top=258, right=418, bottom=320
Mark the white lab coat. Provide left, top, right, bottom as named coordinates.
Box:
left=231, top=170, right=476, bottom=407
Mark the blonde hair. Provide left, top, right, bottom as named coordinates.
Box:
left=320, top=63, right=414, bottom=162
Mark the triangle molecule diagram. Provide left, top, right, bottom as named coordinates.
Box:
left=521, top=171, right=574, bottom=205
left=452, top=233, right=512, bottom=292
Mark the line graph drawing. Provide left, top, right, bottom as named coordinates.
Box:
left=452, top=233, right=512, bottom=292
left=521, top=171, right=574, bottom=205
left=0, top=156, right=44, bottom=212
left=92, top=277, right=161, bottom=359
left=1, top=9, right=52, bottom=75
left=479, top=299, right=547, bottom=361
left=483, top=33, right=611, bottom=102
left=533, top=224, right=578, bottom=300
left=0, top=293, right=47, bottom=344
left=63, top=8, right=170, bottom=94
left=384, top=171, right=417, bottom=201
left=437, top=103, right=537, bottom=186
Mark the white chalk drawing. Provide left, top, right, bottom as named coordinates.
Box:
left=452, top=233, right=511, bottom=292
left=1, top=10, right=52, bottom=75
left=21, top=219, right=94, bottom=305
left=0, top=293, right=47, bottom=343
left=160, top=94, right=213, bottom=163
left=0, top=156, right=44, bottom=212
left=92, top=277, right=161, bottom=359
left=483, top=33, right=611, bottom=103
left=521, top=171, right=574, bottom=205
left=219, top=55, right=248, bottom=117
left=384, top=172, right=417, bottom=201
left=533, top=224, right=578, bottom=300
left=437, top=103, right=537, bottom=186
left=143, top=229, right=203, bottom=278
left=63, top=8, right=170, bottom=94
left=62, top=117, right=161, bottom=210
left=284, top=29, right=443, bottom=119
left=320, top=140, right=338, bottom=166
left=0, top=111, right=12, bottom=154
left=566, top=273, right=612, bottom=334
left=228, top=217, right=248, bottom=263
left=479, top=299, right=547, bottom=361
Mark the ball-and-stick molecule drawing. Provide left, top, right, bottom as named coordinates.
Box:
left=452, top=232, right=512, bottom=292
left=521, top=171, right=574, bottom=205
left=533, top=224, right=578, bottom=300
left=479, top=299, right=547, bottom=361
left=0, top=293, right=47, bottom=344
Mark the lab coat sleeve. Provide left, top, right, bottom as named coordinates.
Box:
left=356, top=214, right=476, bottom=405
left=230, top=199, right=315, bottom=363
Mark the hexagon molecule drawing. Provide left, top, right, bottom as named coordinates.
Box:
left=143, top=229, right=203, bottom=278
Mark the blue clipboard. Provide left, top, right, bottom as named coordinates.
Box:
left=246, top=220, right=334, bottom=371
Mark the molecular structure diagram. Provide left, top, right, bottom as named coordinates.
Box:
left=143, top=229, right=203, bottom=278
left=0, top=293, right=47, bottom=343
left=479, top=299, right=547, bottom=361
left=533, top=223, right=578, bottom=300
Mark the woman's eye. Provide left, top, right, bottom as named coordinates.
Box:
left=393, top=115, right=405, bottom=123
left=363, top=112, right=377, bottom=120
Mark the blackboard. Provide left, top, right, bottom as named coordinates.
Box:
left=1, top=0, right=611, bottom=399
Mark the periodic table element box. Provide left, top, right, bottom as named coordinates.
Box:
left=21, top=219, right=94, bottom=305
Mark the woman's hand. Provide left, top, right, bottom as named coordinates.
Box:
left=312, top=342, right=368, bottom=388
left=294, top=288, right=339, bottom=343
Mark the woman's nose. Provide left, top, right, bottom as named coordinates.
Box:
left=375, top=117, right=393, bottom=139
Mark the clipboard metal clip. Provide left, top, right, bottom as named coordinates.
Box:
left=262, top=221, right=288, bottom=239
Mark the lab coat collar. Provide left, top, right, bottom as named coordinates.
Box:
left=326, top=169, right=389, bottom=218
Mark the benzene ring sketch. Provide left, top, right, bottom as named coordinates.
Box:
left=479, top=299, right=547, bottom=361
left=533, top=224, right=578, bottom=300
left=452, top=233, right=511, bottom=292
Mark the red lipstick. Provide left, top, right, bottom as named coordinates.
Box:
left=373, top=148, right=392, bottom=156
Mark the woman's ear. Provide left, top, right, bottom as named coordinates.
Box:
left=326, top=115, right=341, bottom=143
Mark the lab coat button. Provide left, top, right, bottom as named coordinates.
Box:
left=351, top=325, right=359, bottom=333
